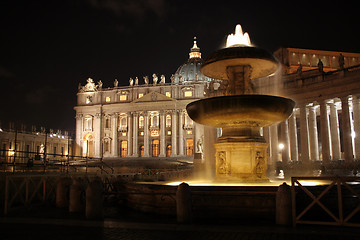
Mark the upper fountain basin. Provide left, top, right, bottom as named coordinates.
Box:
left=186, top=95, right=295, bottom=129
left=200, top=46, right=279, bottom=80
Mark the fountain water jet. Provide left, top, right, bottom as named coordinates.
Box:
left=187, top=25, right=295, bottom=182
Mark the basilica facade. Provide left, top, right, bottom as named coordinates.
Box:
left=74, top=39, right=219, bottom=160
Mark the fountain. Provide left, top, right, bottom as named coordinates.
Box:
left=123, top=25, right=298, bottom=221
left=186, top=24, right=295, bottom=182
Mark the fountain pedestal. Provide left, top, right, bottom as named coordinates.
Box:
left=215, top=141, right=268, bottom=182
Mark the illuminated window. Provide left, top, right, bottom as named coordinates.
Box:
left=138, top=93, right=144, bottom=98
left=120, top=95, right=127, bottom=101
left=151, top=113, right=159, bottom=127
left=187, top=130, right=193, bottom=135
left=166, top=115, right=171, bottom=127
left=186, top=139, right=194, bottom=156
left=167, top=130, right=172, bottom=135
left=120, top=141, right=127, bottom=157
left=152, top=139, right=159, bottom=157
left=139, top=116, right=144, bottom=128
left=121, top=132, right=127, bottom=136
left=140, top=131, right=144, bottom=136
left=105, top=96, right=111, bottom=102
left=166, top=91, right=171, bottom=98
left=140, top=145, right=144, bottom=157
left=120, top=116, right=127, bottom=128
left=85, top=117, right=92, bottom=131
left=166, top=145, right=172, bottom=157
left=184, top=91, right=193, bottom=97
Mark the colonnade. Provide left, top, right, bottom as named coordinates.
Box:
left=267, top=95, right=360, bottom=165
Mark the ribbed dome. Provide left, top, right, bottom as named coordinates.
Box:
left=174, top=38, right=213, bottom=84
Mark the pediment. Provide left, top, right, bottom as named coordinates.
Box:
left=132, top=91, right=175, bottom=103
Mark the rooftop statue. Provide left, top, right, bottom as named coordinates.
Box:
left=129, top=77, right=134, bottom=86
left=114, top=79, right=118, bottom=87
left=135, top=77, right=139, bottom=85
left=152, top=73, right=158, bottom=85
left=144, top=76, right=149, bottom=85
left=97, top=80, right=103, bottom=89
left=160, top=74, right=165, bottom=84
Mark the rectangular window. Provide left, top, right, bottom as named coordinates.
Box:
left=138, top=93, right=144, bottom=98
left=166, top=91, right=171, bottom=98
left=105, top=96, right=111, bottom=102
left=184, top=91, right=193, bottom=97
left=120, top=95, right=127, bottom=101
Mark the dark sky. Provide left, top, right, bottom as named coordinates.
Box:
left=0, top=0, right=358, bottom=132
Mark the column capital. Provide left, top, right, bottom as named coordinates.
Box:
left=75, top=114, right=83, bottom=120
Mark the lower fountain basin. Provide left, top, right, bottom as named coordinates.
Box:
left=186, top=94, right=295, bottom=129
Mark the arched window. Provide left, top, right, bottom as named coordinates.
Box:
left=139, top=145, right=144, bottom=157
left=152, top=139, right=159, bottom=157
left=166, top=145, right=172, bottom=157
left=151, top=113, right=159, bottom=127
left=105, top=118, right=110, bottom=129
left=139, top=116, right=144, bottom=128
left=84, top=116, right=93, bottom=131
left=166, top=114, right=171, bottom=127
left=184, top=114, right=193, bottom=128
left=120, top=141, right=127, bottom=157
left=104, top=139, right=110, bottom=153
left=119, top=116, right=127, bottom=129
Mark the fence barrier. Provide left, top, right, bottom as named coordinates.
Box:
left=291, top=176, right=360, bottom=227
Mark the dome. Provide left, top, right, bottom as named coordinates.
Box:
left=174, top=38, right=213, bottom=84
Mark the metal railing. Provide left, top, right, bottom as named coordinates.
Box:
left=0, top=149, right=114, bottom=174
left=291, top=176, right=360, bottom=227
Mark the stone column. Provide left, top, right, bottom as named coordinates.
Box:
left=288, top=111, right=299, bottom=162
left=178, top=110, right=184, bottom=156
left=111, top=113, right=118, bottom=157
left=143, top=112, right=150, bottom=157
left=308, top=105, right=319, bottom=161
left=269, top=124, right=279, bottom=166
left=75, top=114, right=83, bottom=156
left=320, top=101, right=331, bottom=163
left=299, top=104, right=310, bottom=163
left=171, top=110, right=177, bottom=156
left=94, top=113, right=102, bottom=158
left=127, top=113, right=133, bottom=157
left=159, top=111, right=166, bottom=157
left=341, top=96, right=354, bottom=162
left=280, top=120, right=290, bottom=163
left=329, top=101, right=341, bottom=160
left=132, top=112, right=139, bottom=157
left=352, top=95, right=360, bottom=160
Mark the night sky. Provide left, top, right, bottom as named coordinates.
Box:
left=0, top=0, right=358, bottom=132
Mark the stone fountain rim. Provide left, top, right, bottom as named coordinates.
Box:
left=200, top=46, right=279, bottom=80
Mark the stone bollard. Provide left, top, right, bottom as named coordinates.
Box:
left=69, top=178, right=85, bottom=213
left=86, top=178, right=104, bottom=220
left=176, top=182, right=192, bottom=223
left=276, top=182, right=292, bottom=225
left=56, top=177, right=71, bottom=208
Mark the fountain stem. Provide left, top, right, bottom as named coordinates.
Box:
left=225, top=65, right=254, bottom=95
